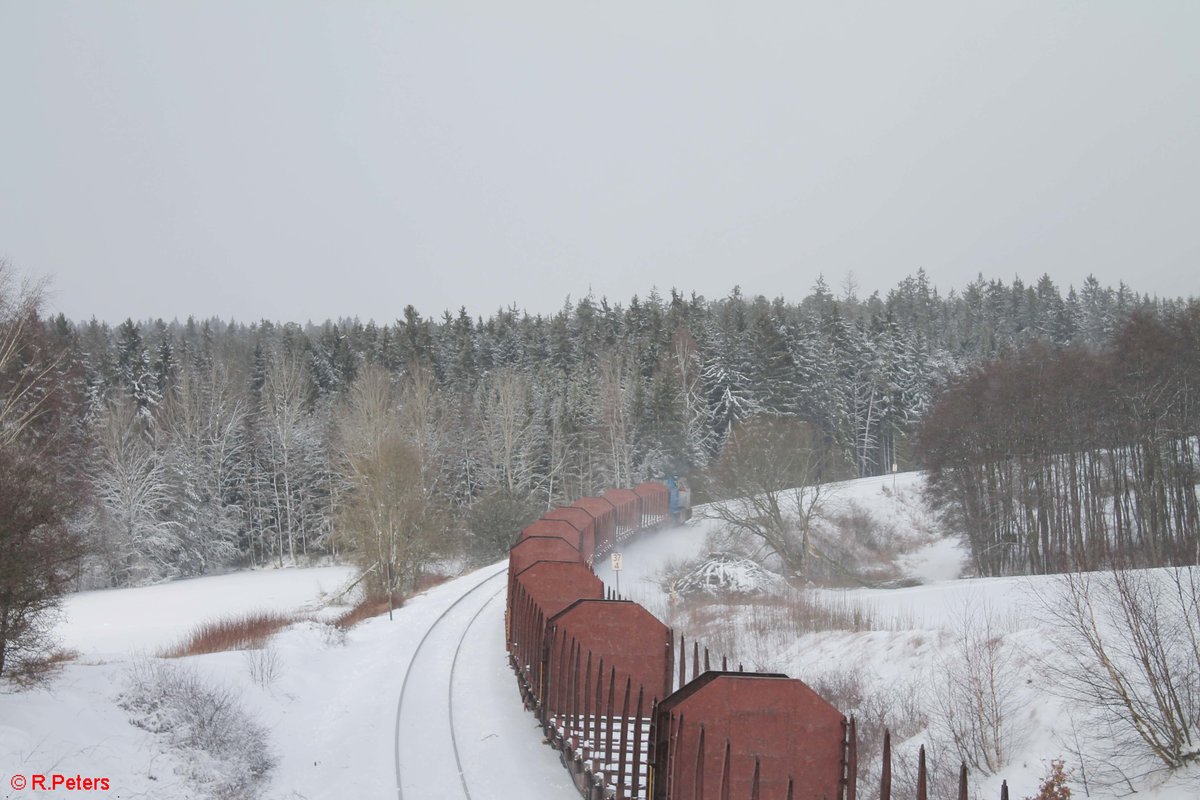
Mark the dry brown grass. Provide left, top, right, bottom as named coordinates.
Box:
left=6, top=647, right=80, bottom=687
left=161, top=611, right=299, bottom=658
left=332, top=592, right=406, bottom=630
left=414, top=572, right=454, bottom=592
left=331, top=572, right=452, bottom=630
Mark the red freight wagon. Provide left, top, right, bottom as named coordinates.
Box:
left=601, top=488, right=641, bottom=541
left=653, top=672, right=849, bottom=800
left=509, top=560, right=604, bottom=709
left=542, top=598, right=673, bottom=731
left=634, top=482, right=669, bottom=528
left=516, top=518, right=587, bottom=552
left=544, top=506, right=596, bottom=565
left=573, top=496, right=617, bottom=559
left=507, top=535, right=583, bottom=643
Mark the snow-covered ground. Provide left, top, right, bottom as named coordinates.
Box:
left=0, top=563, right=576, bottom=800
left=593, top=472, right=1200, bottom=800
left=4, top=471, right=1199, bottom=800
left=57, top=565, right=357, bottom=657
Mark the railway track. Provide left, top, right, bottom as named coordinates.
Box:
left=394, top=566, right=507, bottom=800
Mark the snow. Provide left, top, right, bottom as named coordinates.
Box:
left=1, top=563, right=577, bottom=800
left=896, top=536, right=968, bottom=584
left=56, top=566, right=357, bottom=657
left=593, top=472, right=1200, bottom=800
left=4, top=471, right=1199, bottom=800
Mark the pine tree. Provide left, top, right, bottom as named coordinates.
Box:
left=115, top=319, right=159, bottom=420
left=749, top=310, right=798, bottom=416
left=702, top=290, right=759, bottom=447
left=151, top=319, right=177, bottom=398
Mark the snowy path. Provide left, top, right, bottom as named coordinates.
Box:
left=394, top=566, right=575, bottom=800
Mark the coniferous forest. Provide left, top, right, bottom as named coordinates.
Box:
left=3, top=267, right=1197, bottom=597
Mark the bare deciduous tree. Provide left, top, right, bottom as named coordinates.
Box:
left=701, top=414, right=828, bottom=578
left=0, top=267, right=59, bottom=449
left=1044, top=566, right=1200, bottom=785
left=597, top=352, right=634, bottom=487
left=932, top=598, right=1025, bottom=774
left=260, top=347, right=320, bottom=565
left=0, top=263, right=86, bottom=676
left=476, top=367, right=536, bottom=495
left=334, top=367, right=449, bottom=610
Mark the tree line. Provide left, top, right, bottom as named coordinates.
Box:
left=18, top=269, right=1190, bottom=585
left=920, top=305, right=1200, bottom=576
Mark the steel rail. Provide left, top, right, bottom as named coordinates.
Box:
left=395, top=565, right=508, bottom=800
left=448, top=588, right=505, bottom=799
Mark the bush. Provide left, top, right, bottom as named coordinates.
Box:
left=808, top=666, right=928, bottom=800
left=1025, top=760, right=1071, bottom=800
left=466, top=489, right=542, bottom=562
left=670, top=553, right=783, bottom=597
left=1044, top=566, right=1200, bottom=785
left=4, top=647, right=78, bottom=687
left=931, top=598, right=1025, bottom=774
left=243, top=645, right=282, bottom=688
left=120, top=660, right=276, bottom=799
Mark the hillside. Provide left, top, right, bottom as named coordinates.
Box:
left=593, top=473, right=1200, bottom=800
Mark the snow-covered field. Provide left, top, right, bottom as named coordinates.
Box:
left=0, top=564, right=575, bottom=800
left=3, top=472, right=1199, bottom=800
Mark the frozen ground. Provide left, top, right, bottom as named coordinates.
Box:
left=0, top=563, right=576, bottom=800
left=4, top=471, right=1198, bottom=799
left=593, top=472, right=1200, bottom=800
left=57, top=565, right=357, bottom=657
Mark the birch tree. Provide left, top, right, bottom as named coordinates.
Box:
left=476, top=367, right=535, bottom=495
left=335, top=366, right=448, bottom=600
left=260, top=348, right=311, bottom=565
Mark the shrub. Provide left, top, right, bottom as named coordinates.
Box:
left=1044, top=566, right=1200, bottom=785
left=243, top=644, right=282, bottom=688
left=120, top=660, right=276, bottom=799
left=1025, top=760, right=1071, bottom=800
left=671, top=553, right=783, bottom=597
left=808, top=666, right=928, bottom=800
left=931, top=599, right=1025, bottom=774
left=4, top=647, right=79, bottom=687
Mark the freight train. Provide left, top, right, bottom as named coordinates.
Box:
left=505, top=480, right=858, bottom=800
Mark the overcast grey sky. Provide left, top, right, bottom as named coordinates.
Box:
left=1, top=2, right=1197, bottom=324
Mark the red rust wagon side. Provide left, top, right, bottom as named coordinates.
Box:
left=634, top=482, right=669, bottom=528
left=507, top=534, right=583, bottom=644
left=508, top=560, right=604, bottom=711
left=601, top=488, right=641, bottom=544
left=542, top=598, right=673, bottom=731
left=543, top=506, right=597, bottom=565
left=653, top=672, right=851, bottom=800
left=572, top=496, right=617, bottom=561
